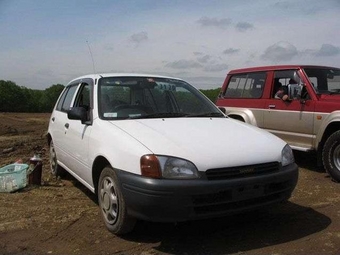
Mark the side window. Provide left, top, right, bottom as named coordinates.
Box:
left=224, top=72, right=266, bottom=98
left=56, top=85, right=78, bottom=112
left=61, top=85, right=78, bottom=112
left=56, top=88, right=68, bottom=111
left=74, top=83, right=91, bottom=110
left=273, top=70, right=302, bottom=99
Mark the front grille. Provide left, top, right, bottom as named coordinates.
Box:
left=205, top=162, right=280, bottom=180
left=192, top=180, right=293, bottom=215
left=193, top=192, right=283, bottom=215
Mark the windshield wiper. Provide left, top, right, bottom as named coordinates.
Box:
left=186, top=112, right=225, bottom=117
left=129, top=112, right=188, bottom=119
left=129, top=111, right=225, bottom=119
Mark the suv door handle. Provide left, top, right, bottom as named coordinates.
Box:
left=65, top=123, right=69, bottom=129
left=268, top=104, right=276, bottom=109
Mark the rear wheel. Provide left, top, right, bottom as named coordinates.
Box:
left=322, top=131, right=340, bottom=182
left=49, top=140, right=65, bottom=177
left=98, top=166, right=136, bottom=235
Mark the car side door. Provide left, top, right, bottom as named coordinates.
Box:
left=50, top=83, right=79, bottom=166
left=63, top=80, right=93, bottom=184
left=263, top=70, right=315, bottom=150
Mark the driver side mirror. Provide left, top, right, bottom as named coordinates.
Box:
left=287, top=83, right=304, bottom=100
left=67, top=107, right=89, bottom=124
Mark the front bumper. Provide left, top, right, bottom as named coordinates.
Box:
left=116, top=163, right=298, bottom=222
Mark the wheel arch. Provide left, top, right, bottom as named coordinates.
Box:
left=92, top=156, right=111, bottom=195
left=317, top=112, right=340, bottom=148
left=46, top=133, right=52, bottom=145
left=318, top=121, right=340, bottom=150
left=316, top=121, right=340, bottom=167
left=226, top=108, right=258, bottom=126
left=228, top=114, right=245, bottom=122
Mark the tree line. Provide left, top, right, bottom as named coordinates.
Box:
left=0, top=80, right=64, bottom=113
left=0, top=80, right=220, bottom=113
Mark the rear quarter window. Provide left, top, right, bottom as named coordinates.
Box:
left=224, top=72, right=266, bottom=99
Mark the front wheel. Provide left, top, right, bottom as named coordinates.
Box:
left=98, top=166, right=136, bottom=235
left=322, top=131, right=340, bottom=182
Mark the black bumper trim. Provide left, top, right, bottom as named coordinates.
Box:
left=116, top=163, right=298, bottom=222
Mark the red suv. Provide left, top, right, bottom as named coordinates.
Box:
left=216, top=65, right=340, bottom=182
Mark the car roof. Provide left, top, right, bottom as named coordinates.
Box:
left=67, top=73, right=183, bottom=85
left=228, top=65, right=340, bottom=74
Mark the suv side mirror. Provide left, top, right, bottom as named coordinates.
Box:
left=218, top=107, right=226, bottom=114
left=67, top=107, right=88, bottom=124
left=287, top=84, right=302, bottom=100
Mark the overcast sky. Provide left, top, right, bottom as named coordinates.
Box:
left=1, top=0, right=340, bottom=90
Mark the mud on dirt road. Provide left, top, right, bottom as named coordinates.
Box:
left=0, top=112, right=339, bottom=255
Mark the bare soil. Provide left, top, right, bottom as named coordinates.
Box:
left=0, top=112, right=339, bottom=255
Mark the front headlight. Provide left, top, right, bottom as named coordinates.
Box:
left=282, top=144, right=294, bottom=166
left=140, top=155, right=199, bottom=179
left=158, top=156, right=199, bottom=179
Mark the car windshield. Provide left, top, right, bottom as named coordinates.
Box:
left=98, top=76, right=224, bottom=120
left=303, top=67, right=340, bottom=94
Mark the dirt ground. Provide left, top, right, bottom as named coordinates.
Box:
left=0, top=112, right=339, bottom=255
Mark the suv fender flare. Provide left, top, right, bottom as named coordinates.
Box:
left=224, top=107, right=258, bottom=126
left=315, top=111, right=340, bottom=149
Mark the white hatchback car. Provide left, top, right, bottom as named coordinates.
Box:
left=47, top=74, right=298, bottom=234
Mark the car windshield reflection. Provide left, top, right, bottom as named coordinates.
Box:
left=98, top=77, right=223, bottom=120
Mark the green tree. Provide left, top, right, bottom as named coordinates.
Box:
left=42, top=84, right=64, bottom=112
left=0, top=81, right=64, bottom=113
left=200, top=88, right=221, bottom=103
left=20, top=86, right=43, bottom=112
left=0, top=80, right=28, bottom=112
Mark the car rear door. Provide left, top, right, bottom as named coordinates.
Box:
left=50, top=83, right=79, bottom=166
left=217, top=72, right=268, bottom=127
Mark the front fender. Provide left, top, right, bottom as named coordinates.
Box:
left=315, top=110, right=340, bottom=148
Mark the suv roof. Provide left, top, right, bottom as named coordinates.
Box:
left=228, top=65, right=339, bottom=74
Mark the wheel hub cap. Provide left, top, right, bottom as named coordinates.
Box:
left=103, top=192, right=110, bottom=210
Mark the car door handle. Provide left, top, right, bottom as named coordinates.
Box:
left=268, top=104, right=276, bottom=109
left=65, top=123, right=69, bottom=129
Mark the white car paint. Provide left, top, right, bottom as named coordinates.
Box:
left=109, top=118, right=286, bottom=173
left=47, top=73, right=298, bottom=234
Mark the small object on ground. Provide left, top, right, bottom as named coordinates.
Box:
left=0, top=163, right=29, bottom=192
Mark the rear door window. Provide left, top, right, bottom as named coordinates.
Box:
left=224, top=72, right=266, bottom=98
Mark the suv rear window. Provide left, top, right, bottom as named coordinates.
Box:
left=224, top=72, right=266, bottom=98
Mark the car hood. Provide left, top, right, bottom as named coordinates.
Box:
left=110, top=118, right=286, bottom=171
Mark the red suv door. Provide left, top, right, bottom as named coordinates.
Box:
left=263, top=69, right=315, bottom=150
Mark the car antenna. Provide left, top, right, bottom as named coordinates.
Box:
left=86, top=40, right=96, bottom=74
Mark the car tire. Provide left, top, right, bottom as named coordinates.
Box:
left=98, top=166, right=136, bottom=235
left=322, top=131, right=340, bottom=182
left=49, top=140, right=65, bottom=177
